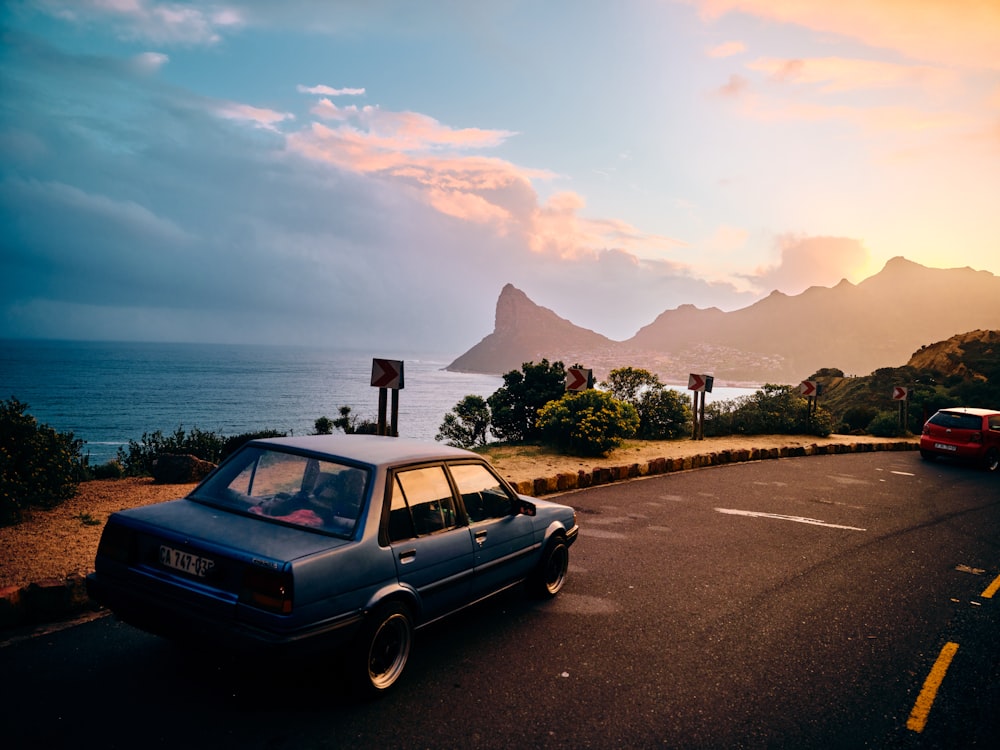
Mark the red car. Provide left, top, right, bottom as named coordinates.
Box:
left=920, top=407, right=1000, bottom=472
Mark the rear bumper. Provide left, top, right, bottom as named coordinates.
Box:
left=920, top=437, right=986, bottom=462
left=86, top=571, right=363, bottom=653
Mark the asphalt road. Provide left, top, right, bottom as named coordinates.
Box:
left=4, top=451, right=998, bottom=749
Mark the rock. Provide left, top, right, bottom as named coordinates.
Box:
left=151, top=454, right=216, bottom=484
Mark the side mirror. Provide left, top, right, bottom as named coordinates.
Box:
left=515, top=498, right=536, bottom=517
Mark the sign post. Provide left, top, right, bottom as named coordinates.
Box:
left=371, top=358, right=404, bottom=436
left=565, top=367, right=592, bottom=392
left=892, top=385, right=911, bottom=433
left=799, top=380, right=822, bottom=423
left=688, top=373, right=713, bottom=440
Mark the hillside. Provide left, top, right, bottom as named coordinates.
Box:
left=448, top=258, right=1000, bottom=384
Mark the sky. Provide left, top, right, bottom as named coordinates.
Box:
left=1, top=0, right=998, bottom=354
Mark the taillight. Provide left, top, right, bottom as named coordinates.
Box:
left=241, top=567, right=293, bottom=614
left=96, top=523, right=134, bottom=564
left=970, top=432, right=982, bottom=444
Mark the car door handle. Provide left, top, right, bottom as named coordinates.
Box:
left=399, top=549, right=416, bottom=564
left=474, top=530, right=488, bottom=546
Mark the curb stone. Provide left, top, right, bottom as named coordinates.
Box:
left=1, top=439, right=919, bottom=633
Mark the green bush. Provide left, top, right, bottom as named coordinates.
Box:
left=841, top=405, right=878, bottom=433
left=437, top=395, right=491, bottom=448
left=1, top=397, right=86, bottom=525
left=703, top=384, right=834, bottom=438
left=91, top=460, right=125, bottom=480
left=118, top=426, right=287, bottom=476
left=636, top=387, right=692, bottom=439
left=117, top=426, right=225, bottom=476
left=221, top=430, right=287, bottom=459
left=537, top=390, right=639, bottom=457
left=867, top=412, right=907, bottom=437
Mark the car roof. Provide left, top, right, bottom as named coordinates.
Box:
left=248, top=434, right=480, bottom=469
left=936, top=407, right=1000, bottom=417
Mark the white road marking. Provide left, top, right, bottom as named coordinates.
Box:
left=715, top=507, right=867, bottom=531
left=891, top=470, right=915, bottom=476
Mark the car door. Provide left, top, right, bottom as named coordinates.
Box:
left=448, top=462, right=536, bottom=598
left=386, top=465, right=475, bottom=620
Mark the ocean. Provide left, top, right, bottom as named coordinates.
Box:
left=1, top=339, right=754, bottom=466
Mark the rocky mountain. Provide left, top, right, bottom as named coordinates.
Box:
left=907, top=329, right=1000, bottom=379
left=447, top=258, right=1000, bottom=384
left=447, top=284, right=618, bottom=375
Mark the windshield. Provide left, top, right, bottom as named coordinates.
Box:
left=191, top=445, right=370, bottom=537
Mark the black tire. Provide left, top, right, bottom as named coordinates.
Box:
left=984, top=448, right=1000, bottom=473
left=351, top=602, right=413, bottom=696
left=531, top=538, right=569, bottom=598
left=920, top=449, right=936, bottom=462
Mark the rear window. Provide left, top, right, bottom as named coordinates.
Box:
left=191, top=445, right=370, bottom=537
left=928, top=411, right=984, bottom=431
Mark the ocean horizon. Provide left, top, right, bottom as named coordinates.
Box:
left=1, top=339, right=755, bottom=466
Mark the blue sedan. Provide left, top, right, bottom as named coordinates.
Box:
left=87, top=435, right=579, bottom=694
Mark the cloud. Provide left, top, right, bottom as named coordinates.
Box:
left=296, top=85, right=366, bottom=97
left=691, top=0, right=1000, bottom=70
left=747, top=235, right=871, bottom=295
left=32, top=0, right=246, bottom=45
left=708, top=41, right=746, bottom=58
left=747, top=56, right=958, bottom=94
left=716, top=73, right=749, bottom=97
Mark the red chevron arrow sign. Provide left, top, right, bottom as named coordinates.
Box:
left=799, top=380, right=818, bottom=397
left=688, top=373, right=705, bottom=391
left=892, top=386, right=910, bottom=401
left=371, top=358, right=404, bottom=389
left=566, top=367, right=591, bottom=392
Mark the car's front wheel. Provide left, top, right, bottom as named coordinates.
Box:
left=530, top=537, right=569, bottom=598
left=351, top=601, right=413, bottom=696
left=984, top=448, right=1000, bottom=473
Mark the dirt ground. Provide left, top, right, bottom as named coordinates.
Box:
left=0, top=434, right=912, bottom=589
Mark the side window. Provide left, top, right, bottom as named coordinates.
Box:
left=989, top=415, right=1000, bottom=431
left=388, top=466, right=458, bottom=542
left=449, top=463, right=513, bottom=523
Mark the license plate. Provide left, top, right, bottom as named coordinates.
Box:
left=159, top=545, right=215, bottom=578
left=934, top=443, right=957, bottom=452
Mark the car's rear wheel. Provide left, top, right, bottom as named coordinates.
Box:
left=530, top=538, right=569, bottom=598
left=984, top=448, right=1000, bottom=473
left=352, top=602, right=413, bottom=696
left=920, top=449, right=936, bottom=461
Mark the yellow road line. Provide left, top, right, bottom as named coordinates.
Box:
left=907, top=642, right=960, bottom=733
left=981, top=573, right=1000, bottom=599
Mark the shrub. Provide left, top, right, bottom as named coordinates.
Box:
left=636, top=388, right=692, bottom=440
left=867, top=412, right=907, bottom=437
left=842, top=406, right=878, bottom=433
left=91, top=460, right=125, bottom=480
left=313, top=416, right=334, bottom=435
left=488, top=359, right=567, bottom=444
left=332, top=405, right=378, bottom=435
left=436, top=395, right=491, bottom=448
left=1, top=397, right=86, bottom=525
left=117, top=426, right=226, bottom=476
left=703, top=384, right=834, bottom=438
left=536, top=390, right=639, bottom=457
left=220, top=430, right=287, bottom=459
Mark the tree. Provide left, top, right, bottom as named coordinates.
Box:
left=601, top=367, right=663, bottom=403
left=313, top=416, right=334, bottom=435
left=436, top=395, right=491, bottom=448
left=487, top=359, right=567, bottom=443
